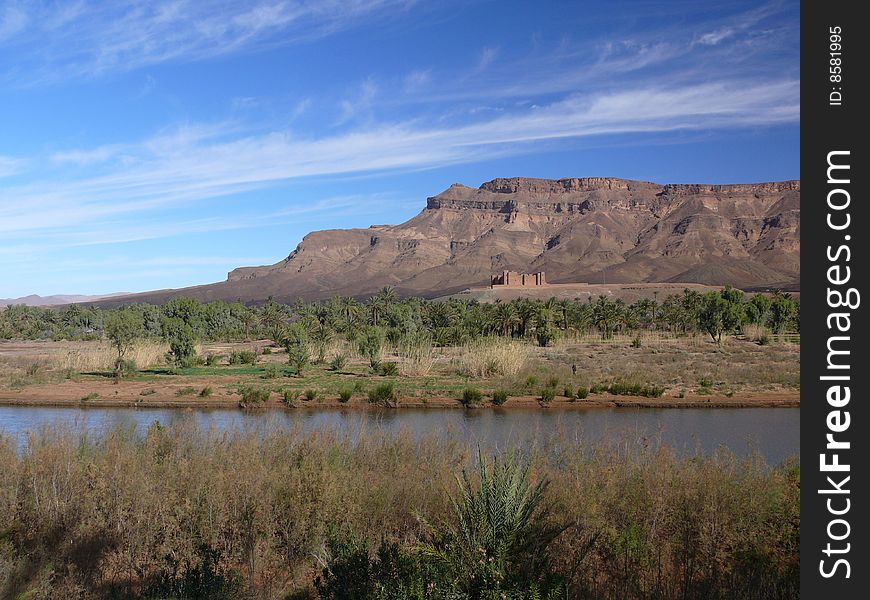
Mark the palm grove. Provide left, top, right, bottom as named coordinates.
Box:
left=1, top=287, right=799, bottom=367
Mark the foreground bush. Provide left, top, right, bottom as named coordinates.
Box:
left=0, top=424, right=799, bottom=599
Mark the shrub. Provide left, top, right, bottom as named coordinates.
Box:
left=759, top=333, right=771, bottom=346
left=229, top=350, right=257, bottom=365
left=205, top=354, right=223, bottom=366
left=491, top=389, right=509, bottom=406
left=175, top=386, right=196, bottom=396
left=303, top=389, right=319, bottom=402
left=379, top=362, right=399, bottom=376
left=368, top=382, right=398, bottom=407
left=357, top=328, right=385, bottom=372
left=120, top=359, right=138, bottom=377
left=199, top=386, right=213, bottom=398
left=605, top=381, right=667, bottom=398
left=460, top=387, right=483, bottom=407
left=575, top=386, right=589, bottom=400
left=238, top=385, right=270, bottom=405
left=329, top=353, right=348, bottom=372
left=590, top=383, right=609, bottom=394
left=539, top=387, right=555, bottom=404
left=261, top=346, right=272, bottom=355
left=417, top=449, right=563, bottom=596
left=338, top=388, right=353, bottom=403
left=546, top=375, right=559, bottom=388
left=525, top=375, right=539, bottom=388
left=282, top=323, right=310, bottom=376
left=282, top=389, right=300, bottom=405
left=631, top=335, right=642, bottom=348
left=263, top=364, right=281, bottom=379
left=563, top=385, right=575, bottom=399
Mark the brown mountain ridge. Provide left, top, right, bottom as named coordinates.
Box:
left=103, top=176, right=800, bottom=305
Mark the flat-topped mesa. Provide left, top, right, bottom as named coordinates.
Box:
left=480, top=176, right=646, bottom=194
left=661, top=181, right=801, bottom=196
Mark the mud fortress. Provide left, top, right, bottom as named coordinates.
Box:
left=491, top=271, right=547, bottom=288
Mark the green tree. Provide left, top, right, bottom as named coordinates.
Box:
left=698, top=288, right=745, bottom=346
left=769, top=291, right=798, bottom=333
left=162, top=317, right=197, bottom=366
left=104, top=310, right=142, bottom=377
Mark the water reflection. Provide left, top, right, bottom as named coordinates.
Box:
left=0, top=405, right=799, bottom=464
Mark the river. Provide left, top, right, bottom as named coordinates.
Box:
left=0, top=405, right=799, bottom=464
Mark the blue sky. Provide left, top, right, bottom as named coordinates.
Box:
left=0, top=0, right=799, bottom=298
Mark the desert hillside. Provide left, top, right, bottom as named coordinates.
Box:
left=99, top=177, right=800, bottom=305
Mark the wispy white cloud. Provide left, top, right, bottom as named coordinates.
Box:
left=0, top=155, right=26, bottom=177
left=0, top=77, right=798, bottom=238
left=338, top=78, right=380, bottom=125
left=476, top=46, right=499, bottom=71
left=0, top=0, right=421, bottom=85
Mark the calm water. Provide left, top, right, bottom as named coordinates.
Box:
left=0, top=405, right=799, bottom=464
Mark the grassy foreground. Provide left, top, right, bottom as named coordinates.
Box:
left=0, top=424, right=798, bottom=599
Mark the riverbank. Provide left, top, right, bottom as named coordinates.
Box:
left=1, top=334, right=800, bottom=411
left=0, top=382, right=799, bottom=409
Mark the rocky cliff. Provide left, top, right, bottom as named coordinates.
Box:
left=101, top=177, right=800, bottom=305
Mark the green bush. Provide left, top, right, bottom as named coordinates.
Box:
left=605, top=381, right=667, bottom=398
left=460, top=387, right=483, bottom=406
left=229, top=350, right=257, bottom=365
left=525, top=375, right=538, bottom=388
left=282, top=389, right=300, bottom=405
left=282, top=323, right=310, bottom=377
left=329, top=353, right=348, bottom=372
left=575, top=386, right=589, bottom=400
left=263, top=364, right=281, bottom=379
left=303, top=389, right=319, bottom=402
left=338, top=388, right=353, bottom=403
left=539, top=387, right=555, bottom=404
left=120, top=359, right=138, bottom=377
left=175, top=386, right=196, bottom=396
left=379, top=362, right=399, bottom=376
left=546, top=375, right=559, bottom=388
left=205, top=354, right=223, bottom=366
left=261, top=346, right=272, bottom=355
left=491, top=389, right=509, bottom=406
left=563, top=385, right=575, bottom=399
left=631, top=335, right=642, bottom=348
left=590, top=383, right=608, bottom=394
left=238, top=385, right=270, bottom=405
left=368, top=382, right=398, bottom=406
left=199, top=386, right=213, bottom=398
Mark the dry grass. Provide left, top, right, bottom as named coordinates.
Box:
left=455, top=337, right=530, bottom=378
left=0, top=423, right=799, bottom=599
left=53, top=340, right=169, bottom=372
left=397, top=337, right=439, bottom=377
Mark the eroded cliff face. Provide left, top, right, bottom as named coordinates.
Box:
left=111, top=177, right=800, bottom=305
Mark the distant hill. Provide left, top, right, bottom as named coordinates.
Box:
left=94, top=176, right=800, bottom=306
left=0, top=293, right=129, bottom=308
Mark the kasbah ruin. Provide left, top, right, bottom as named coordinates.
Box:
left=491, top=271, right=547, bottom=288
